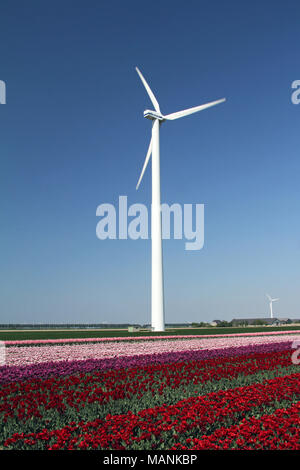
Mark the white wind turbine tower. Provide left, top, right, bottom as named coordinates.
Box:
left=266, top=294, right=279, bottom=319
left=135, top=66, right=226, bottom=332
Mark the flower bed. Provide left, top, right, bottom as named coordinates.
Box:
left=172, top=402, right=300, bottom=450
left=0, top=339, right=296, bottom=384
left=3, top=373, right=300, bottom=450
left=0, top=332, right=299, bottom=450
left=0, top=348, right=294, bottom=424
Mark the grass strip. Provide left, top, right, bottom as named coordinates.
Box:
left=1, top=325, right=300, bottom=341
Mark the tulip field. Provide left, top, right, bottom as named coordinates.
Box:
left=1, top=330, right=300, bottom=450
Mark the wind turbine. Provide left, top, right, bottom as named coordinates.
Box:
left=266, top=294, right=279, bottom=319
left=135, top=66, right=226, bottom=332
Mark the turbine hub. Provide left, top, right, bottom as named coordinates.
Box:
left=143, top=110, right=165, bottom=121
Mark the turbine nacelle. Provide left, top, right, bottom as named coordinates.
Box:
left=143, top=110, right=165, bottom=121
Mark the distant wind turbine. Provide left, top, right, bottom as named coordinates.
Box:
left=266, top=294, right=279, bottom=319
left=135, top=66, right=226, bottom=331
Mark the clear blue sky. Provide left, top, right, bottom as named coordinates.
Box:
left=1, top=0, right=300, bottom=324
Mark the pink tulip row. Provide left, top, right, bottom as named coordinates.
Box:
left=4, top=329, right=299, bottom=346
left=4, top=333, right=300, bottom=367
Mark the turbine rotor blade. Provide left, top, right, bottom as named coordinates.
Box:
left=135, top=67, right=161, bottom=113
left=266, top=294, right=272, bottom=301
left=136, top=136, right=152, bottom=190
left=272, top=298, right=280, bottom=302
left=164, top=98, right=226, bottom=120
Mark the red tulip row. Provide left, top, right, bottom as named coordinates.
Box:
left=171, top=402, right=300, bottom=450
left=0, top=348, right=293, bottom=423
left=3, top=372, right=300, bottom=450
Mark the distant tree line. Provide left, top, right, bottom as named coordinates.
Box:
left=0, top=322, right=192, bottom=330
left=0, top=319, right=299, bottom=330
left=191, top=319, right=300, bottom=327
left=191, top=321, right=234, bottom=327
left=0, top=323, right=140, bottom=330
